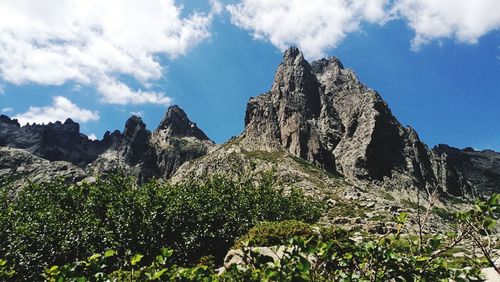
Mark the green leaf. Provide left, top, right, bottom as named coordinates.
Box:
left=130, top=254, right=143, bottom=266
left=88, top=254, right=102, bottom=262
left=396, top=212, right=408, bottom=224
left=151, top=269, right=168, bottom=280
left=104, top=249, right=117, bottom=258
left=489, top=194, right=500, bottom=206
left=160, top=248, right=173, bottom=259
left=428, top=236, right=442, bottom=250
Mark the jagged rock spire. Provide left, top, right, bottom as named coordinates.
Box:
left=243, top=46, right=439, bottom=189
left=244, top=47, right=336, bottom=172
left=156, top=105, right=210, bottom=141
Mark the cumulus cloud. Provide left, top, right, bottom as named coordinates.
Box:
left=14, top=96, right=100, bottom=125
left=392, top=0, right=500, bottom=50
left=228, top=0, right=500, bottom=57
left=0, top=0, right=218, bottom=104
left=97, top=78, right=172, bottom=105
left=88, top=133, right=98, bottom=141
left=227, top=0, right=389, bottom=59
left=1, top=107, right=13, bottom=113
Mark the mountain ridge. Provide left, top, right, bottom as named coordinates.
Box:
left=1, top=47, right=499, bottom=199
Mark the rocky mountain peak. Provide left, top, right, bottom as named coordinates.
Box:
left=0, top=115, right=20, bottom=127
left=311, top=57, right=364, bottom=94
left=120, top=116, right=150, bottom=165
left=243, top=47, right=438, bottom=189
left=0, top=115, right=111, bottom=166
left=282, top=46, right=305, bottom=65
left=62, top=118, right=80, bottom=133
left=311, top=57, right=344, bottom=74
left=124, top=116, right=147, bottom=139
left=243, top=47, right=336, bottom=172
left=270, top=48, right=321, bottom=114
left=155, top=105, right=210, bottom=141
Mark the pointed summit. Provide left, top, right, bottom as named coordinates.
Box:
left=156, top=105, right=211, bottom=141
left=282, top=46, right=306, bottom=65
left=244, top=47, right=336, bottom=172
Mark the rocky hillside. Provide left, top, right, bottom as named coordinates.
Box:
left=0, top=47, right=499, bottom=199
left=0, top=106, right=214, bottom=184
left=175, top=47, right=500, bottom=199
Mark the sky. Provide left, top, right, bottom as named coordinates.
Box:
left=0, top=0, right=499, bottom=150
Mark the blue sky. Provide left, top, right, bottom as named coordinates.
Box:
left=0, top=0, right=499, bottom=150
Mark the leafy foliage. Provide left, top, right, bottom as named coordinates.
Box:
left=42, top=227, right=483, bottom=281
left=234, top=220, right=349, bottom=249
left=1, top=170, right=498, bottom=281
left=40, top=194, right=500, bottom=281
left=0, top=174, right=322, bottom=280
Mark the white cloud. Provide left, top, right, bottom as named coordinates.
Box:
left=88, top=133, right=97, bottom=140
left=1, top=107, right=13, bottom=113
left=97, top=78, right=172, bottom=106
left=228, top=0, right=500, bottom=57
left=227, top=0, right=389, bottom=59
left=0, top=0, right=219, bottom=104
left=14, top=96, right=99, bottom=125
left=392, top=0, right=500, bottom=50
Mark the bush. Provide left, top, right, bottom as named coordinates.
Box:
left=235, top=220, right=315, bottom=248
left=22, top=194, right=500, bottom=281
left=0, top=173, right=322, bottom=280
left=234, top=220, right=350, bottom=249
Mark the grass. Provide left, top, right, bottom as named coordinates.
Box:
left=327, top=200, right=368, bottom=219
left=291, top=155, right=340, bottom=179
left=433, top=207, right=456, bottom=221
left=401, top=199, right=427, bottom=212
left=241, top=150, right=284, bottom=162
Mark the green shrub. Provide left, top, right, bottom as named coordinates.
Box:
left=234, top=220, right=351, bottom=249
left=235, top=220, right=315, bottom=248
left=0, top=173, right=322, bottom=280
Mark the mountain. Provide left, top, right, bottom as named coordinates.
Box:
left=0, top=47, right=499, bottom=199
left=175, top=47, right=500, bottom=199
left=0, top=106, right=214, bottom=185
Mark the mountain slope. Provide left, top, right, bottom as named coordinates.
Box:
left=0, top=47, right=498, bottom=199
left=174, top=47, right=499, bottom=198
left=0, top=106, right=214, bottom=184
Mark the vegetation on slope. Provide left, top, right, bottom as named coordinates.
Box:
left=0, top=174, right=322, bottom=280
left=0, top=174, right=498, bottom=281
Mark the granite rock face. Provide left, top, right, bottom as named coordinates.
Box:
left=240, top=47, right=498, bottom=196
left=1, top=48, right=499, bottom=198
left=243, top=48, right=337, bottom=173
left=0, top=115, right=109, bottom=167
left=153, top=106, right=214, bottom=179
left=0, top=106, right=214, bottom=184
left=432, top=145, right=500, bottom=197
left=0, top=147, right=86, bottom=186
left=90, top=106, right=214, bottom=183
left=242, top=47, right=437, bottom=190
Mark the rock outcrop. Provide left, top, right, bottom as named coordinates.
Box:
left=1, top=48, right=498, bottom=198
left=0, top=147, right=86, bottom=186
left=432, top=145, right=500, bottom=197
left=90, top=106, right=214, bottom=183
left=242, top=47, right=439, bottom=191
left=243, top=48, right=337, bottom=173
left=0, top=106, right=214, bottom=184
left=153, top=106, right=214, bottom=179
left=0, top=115, right=109, bottom=167
left=179, top=47, right=498, bottom=198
